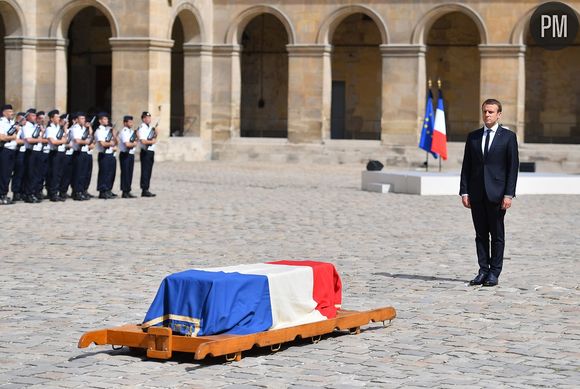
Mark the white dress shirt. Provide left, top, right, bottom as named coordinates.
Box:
left=95, top=125, right=109, bottom=153
left=482, top=122, right=499, bottom=155
left=22, top=121, right=40, bottom=150
left=71, top=123, right=88, bottom=152
left=0, top=117, right=17, bottom=150
left=138, top=123, right=156, bottom=152
left=46, top=123, right=61, bottom=151
left=119, top=127, right=136, bottom=154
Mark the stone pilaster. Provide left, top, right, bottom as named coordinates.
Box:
left=34, top=38, right=67, bottom=110
left=109, top=38, right=173, bottom=139
left=479, top=44, right=526, bottom=142
left=286, top=44, right=331, bottom=143
left=4, top=37, right=37, bottom=109
left=380, top=44, right=427, bottom=145
left=211, top=44, right=241, bottom=142
left=182, top=44, right=212, bottom=142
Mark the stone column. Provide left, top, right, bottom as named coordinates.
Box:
left=182, top=44, right=212, bottom=141
left=109, top=38, right=173, bottom=140
left=4, top=37, right=37, bottom=109
left=286, top=44, right=331, bottom=143
left=379, top=44, right=427, bottom=145
left=211, top=44, right=241, bottom=142
left=35, top=38, right=67, bottom=110
left=479, top=44, right=526, bottom=142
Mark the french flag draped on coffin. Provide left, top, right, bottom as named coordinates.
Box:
left=142, top=261, right=342, bottom=336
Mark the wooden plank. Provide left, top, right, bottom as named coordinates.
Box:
left=78, top=307, right=397, bottom=362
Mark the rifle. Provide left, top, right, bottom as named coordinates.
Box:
left=105, top=127, right=114, bottom=142
left=32, top=124, right=41, bottom=139
left=7, top=112, right=29, bottom=136
left=65, top=127, right=73, bottom=149
left=129, top=129, right=137, bottom=143
left=56, top=125, right=64, bottom=140
left=147, top=120, right=159, bottom=140
left=60, top=114, right=69, bottom=129
left=104, top=121, right=117, bottom=151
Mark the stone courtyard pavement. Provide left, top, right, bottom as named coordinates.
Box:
left=1, top=161, right=579, bottom=389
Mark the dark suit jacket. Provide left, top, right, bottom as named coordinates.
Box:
left=459, top=126, right=519, bottom=203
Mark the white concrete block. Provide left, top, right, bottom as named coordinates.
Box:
left=361, top=171, right=580, bottom=196
left=366, top=183, right=392, bottom=193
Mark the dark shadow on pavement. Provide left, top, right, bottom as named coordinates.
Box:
left=373, top=272, right=468, bottom=283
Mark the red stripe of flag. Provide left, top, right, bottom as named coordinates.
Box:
left=267, top=260, right=342, bottom=318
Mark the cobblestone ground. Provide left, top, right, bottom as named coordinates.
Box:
left=1, top=161, right=579, bottom=389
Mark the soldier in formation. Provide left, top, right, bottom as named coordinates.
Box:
left=0, top=104, right=159, bottom=205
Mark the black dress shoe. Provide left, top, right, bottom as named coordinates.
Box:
left=12, top=193, right=22, bottom=202
left=142, top=190, right=156, bottom=197
left=483, top=274, right=499, bottom=287
left=99, top=191, right=110, bottom=199
left=469, top=273, right=487, bottom=286
left=84, top=191, right=94, bottom=198
left=0, top=195, right=13, bottom=205
left=24, top=195, right=40, bottom=204
left=72, top=192, right=84, bottom=201
left=109, top=191, right=118, bottom=197
left=50, top=195, right=60, bottom=202
left=122, top=192, right=137, bottom=199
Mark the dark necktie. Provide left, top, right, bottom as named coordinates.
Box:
left=483, top=129, right=491, bottom=159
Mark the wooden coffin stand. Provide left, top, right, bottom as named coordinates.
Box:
left=78, top=307, right=396, bottom=362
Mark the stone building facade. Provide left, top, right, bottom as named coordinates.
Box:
left=1, top=0, right=579, bottom=170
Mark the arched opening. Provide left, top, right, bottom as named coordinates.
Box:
left=171, top=17, right=185, bottom=136
left=240, top=13, right=288, bottom=138
left=426, top=12, right=481, bottom=141
left=170, top=9, right=203, bottom=137
left=330, top=13, right=381, bottom=140
left=525, top=29, right=580, bottom=143
left=67, top=6, right=112, bottom=115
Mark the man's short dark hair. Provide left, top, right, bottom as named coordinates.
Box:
left=482, top=99, right=502, bottom=113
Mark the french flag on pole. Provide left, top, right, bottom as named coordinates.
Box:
left=142, top=261, right=342, bottom=336
left=431, top=90, right=448, bottom=160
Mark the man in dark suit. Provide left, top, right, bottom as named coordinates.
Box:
left=460, top=99, right=519, bottom=287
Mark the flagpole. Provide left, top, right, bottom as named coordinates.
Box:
left=437, top=78, right=443, bottom=172
left=426, top=78, right=432, bottom=173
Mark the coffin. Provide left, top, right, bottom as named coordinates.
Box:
left=142, top=261, right=342, bottom=336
